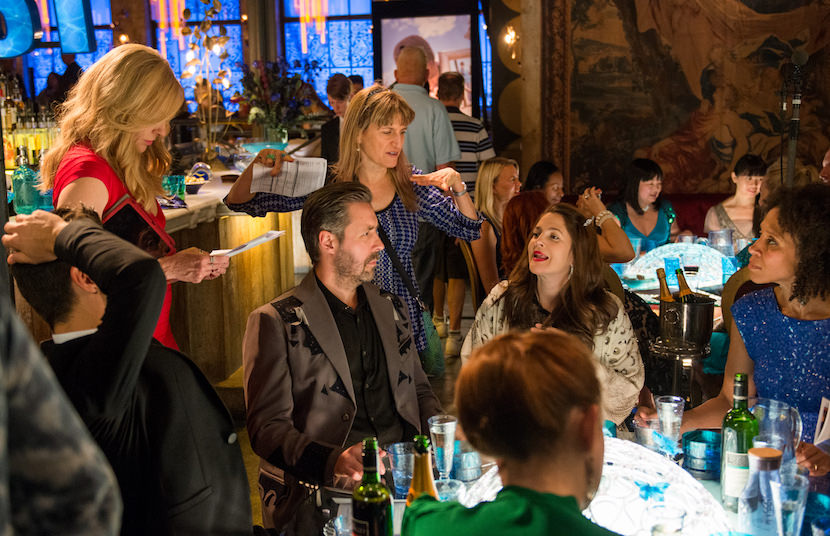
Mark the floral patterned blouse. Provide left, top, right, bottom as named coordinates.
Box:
left=461, top=281, right=644, bottom=425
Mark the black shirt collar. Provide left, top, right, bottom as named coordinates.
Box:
left=316, top=274, right=366, bottom=313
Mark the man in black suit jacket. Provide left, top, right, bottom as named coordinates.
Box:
left=320, top=73, right=352, bottom=176
left=8, top=208, right=252, bottom=536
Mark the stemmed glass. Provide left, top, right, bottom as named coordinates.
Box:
left=428, top=414, right=457, bottom=481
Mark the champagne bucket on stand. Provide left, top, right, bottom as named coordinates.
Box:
left=652, top=297, right=715, bottom=405
left=659, top=298, right=715, bottom=348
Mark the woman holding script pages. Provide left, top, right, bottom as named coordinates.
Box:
left=461, top=203, right=643, bottom=426
left=402, top=331, right=620, bottom=536
left=40, top=44, right=229, bottom=349
left=225, top=85, right=481, bottom=366
left=679, top=184, right=830, bottom=475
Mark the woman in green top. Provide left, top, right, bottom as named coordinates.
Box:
left=402, top=330, right=621, bottom=536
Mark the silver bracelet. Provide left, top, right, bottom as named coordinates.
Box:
left=595, top=210, right=616, bottom=227
left=450, top=182, right=468, bottom=197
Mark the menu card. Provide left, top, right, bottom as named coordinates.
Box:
left=250, top=158, right=327, bottom=197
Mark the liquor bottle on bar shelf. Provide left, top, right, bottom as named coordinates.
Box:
left=675, top=268, right=694, bottom=303
left=12, top=147, right=39, bottom=215
left=721, top=373, right=759, bottom=512
left=656, top=268, right=675, bottom=302
left=406, top=435, right=438, bottom=507
left=352, top=437, right=393, bottom=536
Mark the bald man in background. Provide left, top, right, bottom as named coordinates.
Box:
left=392, top=45, right=461, bottom=313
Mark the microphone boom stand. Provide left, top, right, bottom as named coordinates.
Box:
left=785, top=64, right=803, bottom=188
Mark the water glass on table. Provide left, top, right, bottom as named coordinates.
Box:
left=771, top=473, right=810, bottom=536
left=384, top=442, right=415, bottom=500
left=428, top=414, right=457, bottom=481
left=655, top=395, right=684, bottom=446
left=435, top=479, right=465, bottom=502
left=663, top=257, right=682, bottom=287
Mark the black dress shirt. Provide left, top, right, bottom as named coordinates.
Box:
left=318, top=277, right=409, bottom=446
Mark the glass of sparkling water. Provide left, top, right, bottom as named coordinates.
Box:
left=771, top=473, right=809, bottom=536
left=655, top=395, right=685, bottom=445
left=428, top=414, right=457, bottom=481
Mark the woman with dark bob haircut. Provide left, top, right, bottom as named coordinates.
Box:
left=679, top=183, right=830, bottom=475
left=462, top=203, right=643, bottom=425
left=607, top=158, right=685, bottom=252
left=402, top=331, right=620, bottom=536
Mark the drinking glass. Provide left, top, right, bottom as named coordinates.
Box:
left=384, top=442, right=415, bottom=500
left=655, top=395, right=684, bottom=445
left=629, top=237, right=643, bottom=257
left=428, top=414, right=457, bottom=481
left=771, top=473, right=810, bottom=536
left=162, top=175, right=186, bottom=198
left=435, top=479, right=465, bottom=502
left=663, top=257, right=682, bottom=287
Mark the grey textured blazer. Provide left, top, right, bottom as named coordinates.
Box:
left=243, top=273, right=441, bottom=528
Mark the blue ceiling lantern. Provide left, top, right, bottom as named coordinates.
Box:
left=0, top=0, right=42, bottom=58
left=54, top=0, right=96, bottom=54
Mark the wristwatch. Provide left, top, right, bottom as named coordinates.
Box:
left=450, top=182, right=468, bottom=197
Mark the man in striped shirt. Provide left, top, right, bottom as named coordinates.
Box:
left=433, top=72, right=496, bottom=356
left=438, top=72, right=496, bottom=198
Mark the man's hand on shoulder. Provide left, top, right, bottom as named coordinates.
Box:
left=3, top=210, right=69, bottom=264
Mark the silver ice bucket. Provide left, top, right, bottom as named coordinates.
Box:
left=659, top=297, right=715, bottom=348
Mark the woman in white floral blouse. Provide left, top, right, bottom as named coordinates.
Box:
left=461, top=203, right=644, bottom=425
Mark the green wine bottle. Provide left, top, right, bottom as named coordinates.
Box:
left=721, top=373, right=759, bottom=512
left=352, top=437, right=393, bottom=536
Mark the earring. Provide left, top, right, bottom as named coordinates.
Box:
left=356, top=146, right=360, bottom=153
left=568, top=264, right=574, bottom=280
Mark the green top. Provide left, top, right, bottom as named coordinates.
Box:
left=401, top=486, right=621, bottom=536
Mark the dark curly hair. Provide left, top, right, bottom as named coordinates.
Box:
left=765, top=183, right=830, bottom=302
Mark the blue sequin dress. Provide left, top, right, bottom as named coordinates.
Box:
left=226, top=185, right=482, bottom=352
left=732, top=286, right=830, bottom=441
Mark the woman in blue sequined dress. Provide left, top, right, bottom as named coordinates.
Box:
left=225, top=85, right=481, bottom=360
left=682, top=183, right=830, bottom=476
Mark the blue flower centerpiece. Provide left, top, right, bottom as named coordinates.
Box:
left=236, top=59, right=320, bottom=146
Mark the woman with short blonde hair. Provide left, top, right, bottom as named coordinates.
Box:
left=44, top=44, right=230, bottom=349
